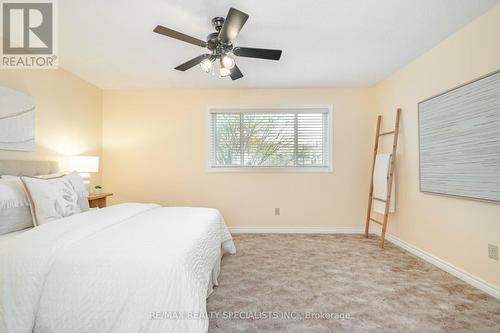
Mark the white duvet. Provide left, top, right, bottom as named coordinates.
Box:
left=0, top=203, right=235, bottom=333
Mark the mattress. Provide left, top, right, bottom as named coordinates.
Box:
left=0, top=228, right=32, bottom=243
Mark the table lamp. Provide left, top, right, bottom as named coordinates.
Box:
left=67, top=156, right=99, bottom=191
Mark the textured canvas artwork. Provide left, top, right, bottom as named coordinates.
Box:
left=419, top=70, right=500, bottom=202
left=0, top=86, right=35, bottom=151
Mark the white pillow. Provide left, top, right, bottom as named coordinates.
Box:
left=65, top=172, right=90, bottom=212
left=0, top=177, right=33, bottom=235
left=21, top=173, right=89, bottom=225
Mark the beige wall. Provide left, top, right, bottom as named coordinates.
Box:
left=0, top=55, right=103, bottom=184
left=102, top=88, right=375, bottom=228
left=373, top=6, right=500, bottom=286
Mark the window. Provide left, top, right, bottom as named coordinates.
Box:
left=208, top=106, right=332, bottom=170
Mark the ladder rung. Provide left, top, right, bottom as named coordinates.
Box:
left=369, top=218, right=383, bottom=225
left=379, top=130, right=395, bottom=136
left=373, top=197, right=386, bottom=202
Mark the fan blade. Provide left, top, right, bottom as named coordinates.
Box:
left=174, top=54, right=210, bottom=71
left=219, top=8, right=249, bottom=43
left=233, top=47, right=282, bottom=60
left=230, top=65, right=244, bottom=80
left=154, top=25, right=207, bottom=48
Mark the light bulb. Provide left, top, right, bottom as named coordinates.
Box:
left=220, top=67, right=231, bottom=77
left=221, top=54, right=235, bottom=69
left=200, top=58, right=212, bottom=73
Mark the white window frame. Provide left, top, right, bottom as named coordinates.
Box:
left=207, top=104, right=334, bottom=173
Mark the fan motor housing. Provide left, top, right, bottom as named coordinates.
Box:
left=206, top=28, right=233, bottom=55
left=211, top=17, right=225, bottom=31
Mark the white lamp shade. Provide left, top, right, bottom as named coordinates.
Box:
left=67, top=156, right=99, bottom=173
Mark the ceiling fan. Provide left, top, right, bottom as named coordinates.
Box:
left=153, top=8, right=282, bottom=80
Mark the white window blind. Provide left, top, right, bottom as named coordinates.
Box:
left=209, top=107, right=331, bottom=169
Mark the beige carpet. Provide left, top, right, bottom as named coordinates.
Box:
left=208, top=234, right=500, bottom=332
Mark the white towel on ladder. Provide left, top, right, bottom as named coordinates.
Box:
left=373, top=153, right=395, bottom=214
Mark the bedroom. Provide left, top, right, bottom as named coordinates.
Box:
left=0, top=0, right=499, bottom=332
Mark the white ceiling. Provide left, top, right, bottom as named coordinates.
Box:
left=57, top=0, right=499, bottom=89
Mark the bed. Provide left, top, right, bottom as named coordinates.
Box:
left=0, top=160, right=235, bottom=333
left=0, top=228, right=31, bottom=243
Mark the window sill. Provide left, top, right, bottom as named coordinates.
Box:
left=207, top=167, right=333, bottom=173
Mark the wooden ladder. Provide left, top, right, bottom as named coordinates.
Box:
left=364, top=108, right=401, bottom=248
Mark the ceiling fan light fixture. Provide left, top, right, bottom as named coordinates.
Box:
left=221, top=54, right=235, bottom=69
left=219, top=67, right=231, bottom=77
left=154, top=7, right=282, bottom=81
left=200, top=58, right=213, bottom=73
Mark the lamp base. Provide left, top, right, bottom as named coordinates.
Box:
left=78, top=172, right=91, bottom=192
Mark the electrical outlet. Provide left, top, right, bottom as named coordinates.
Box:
left=488, top=244, right=499, bottom=261
left=274, top=208, right=280, bottom=216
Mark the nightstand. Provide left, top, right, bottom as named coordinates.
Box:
left=88, top=192, right=113, bottom=208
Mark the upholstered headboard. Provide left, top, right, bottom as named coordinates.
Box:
left=0, top=160, right=59, bottom=176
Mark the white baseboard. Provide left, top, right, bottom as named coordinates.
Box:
left=383, top=233, right=500, bottom=299
left=229, top=227, right=364, bottom=234
left=229, top=226, right=500, bottom=299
